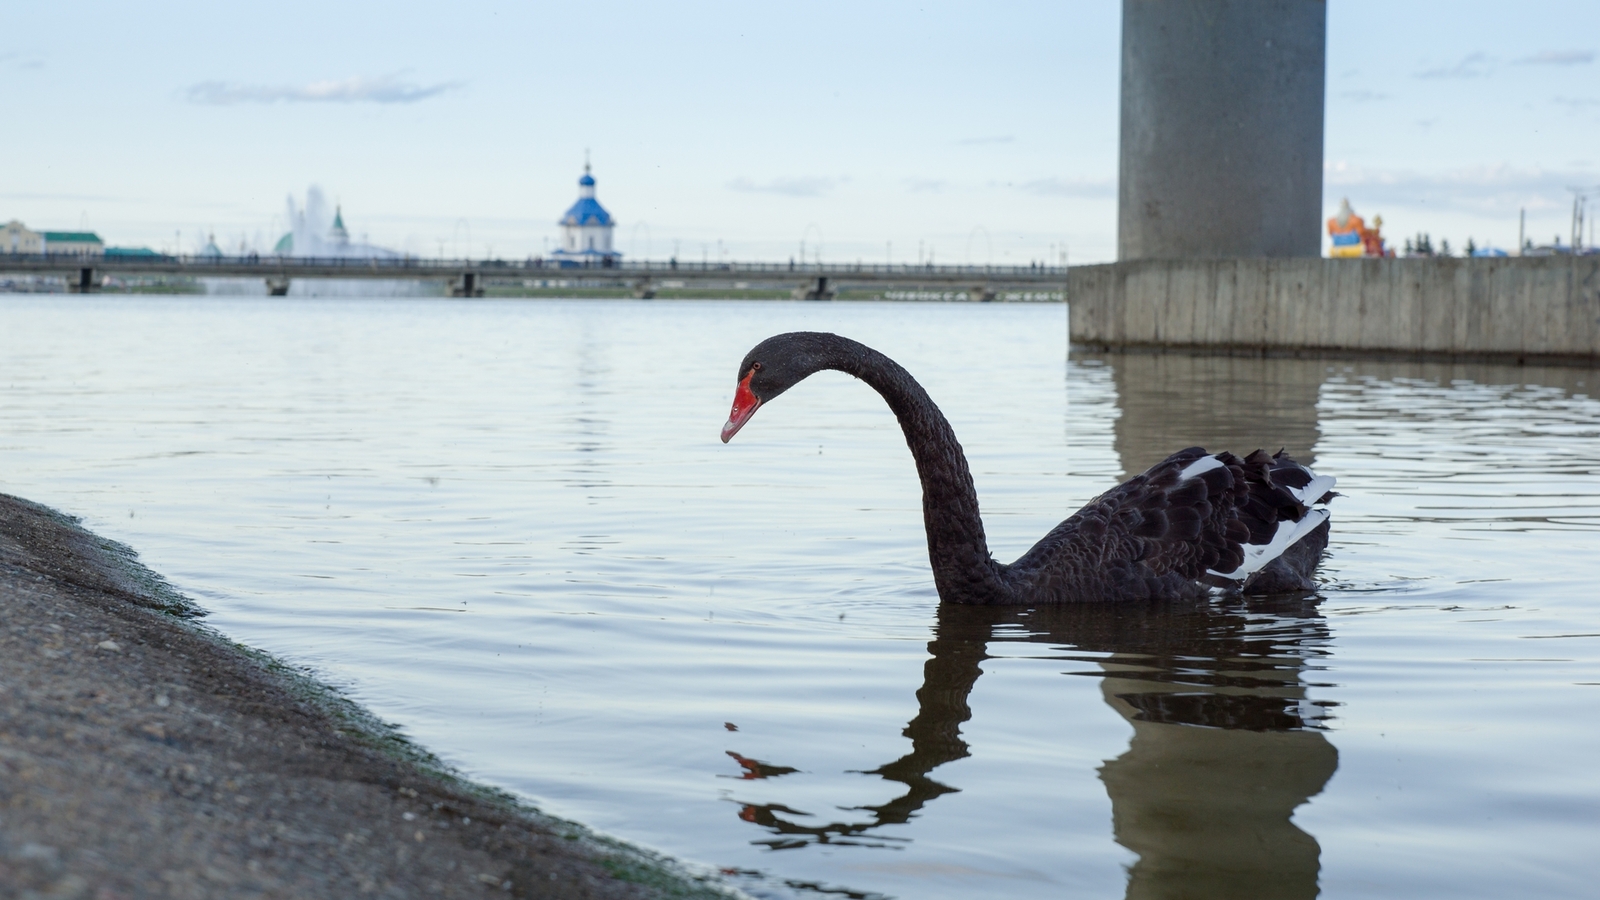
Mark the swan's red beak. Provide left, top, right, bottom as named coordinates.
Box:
left=721, top=371, right=761, bottom=443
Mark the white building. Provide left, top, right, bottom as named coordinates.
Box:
left=550, top=163, right=620, bottom=267
left=42, top=230, right=104, bottom=256
left=3, top=220, right=43, bottom=254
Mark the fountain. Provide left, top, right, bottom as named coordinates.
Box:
left=272, top=186, right=400, bottom=261
left=204, top=187, right=435, bottom=297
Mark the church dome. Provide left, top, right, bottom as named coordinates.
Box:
left=559, top=164, right=613, bottom=227
left=560, top=198, right=613, bottom=227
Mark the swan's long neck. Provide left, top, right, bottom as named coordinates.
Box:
left=821, top=341, right=1012, bottom=604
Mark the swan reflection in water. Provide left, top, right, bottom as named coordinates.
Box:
left=726, top=598, right=1339, bottom=898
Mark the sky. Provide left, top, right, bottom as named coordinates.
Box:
left=3, top=0, right=1597, bottom=263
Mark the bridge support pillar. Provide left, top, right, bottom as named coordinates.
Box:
left=632, top=277, right=656, bottom=299
left=1119, top=0, right=1325, bottom=259
left=265, top=278, right=290, bottom=296
left=72, top=267, right=98, bottom=293
left=450, top=272, right=484, bottom=298
left=792, top=276, right=835, bottom=301
left=971, top=285, right=997, bottom=303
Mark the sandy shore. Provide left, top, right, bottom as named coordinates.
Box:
left=0, top=493, right=732, bottom=900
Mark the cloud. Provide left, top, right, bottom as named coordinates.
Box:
left=187, top=74, right=462, bottom=105
left=1340, top=89, right=1391, bottom=103
left=904, top=178, right=946, bottom=193
left=1324, top=161, right=1589, bottom=215
left=1415, top=52, right=1493, bottom=79
left=726, top=176, right=843, bottom=198
left=1016, top=177, right=1114, bottom=199
left=1555, top=96, right=1600, bottom=111
left=1514, top=49, right=1594, bottom=66
left=2, top=50, right=43, bottom=70
left=955, top=135, right=1014, bottom=146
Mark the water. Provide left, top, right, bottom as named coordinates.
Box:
left=2, top=296, right=1598, bottom=899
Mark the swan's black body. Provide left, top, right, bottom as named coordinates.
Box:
left=721, top=332, right=1334, bottom=605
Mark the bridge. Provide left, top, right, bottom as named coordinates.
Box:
left=0, top=253, right=1069, bottom=300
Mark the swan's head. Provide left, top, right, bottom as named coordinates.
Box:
left=721, top=332, right=838, bottom=443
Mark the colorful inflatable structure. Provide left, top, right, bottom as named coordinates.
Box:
left=1327, top=198, right=1392, bottom=258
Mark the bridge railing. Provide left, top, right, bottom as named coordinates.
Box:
left=0, top=252, right=1069, bottom=279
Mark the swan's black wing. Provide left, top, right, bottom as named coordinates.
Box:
left=1006, top=448, right=1331, bottom=603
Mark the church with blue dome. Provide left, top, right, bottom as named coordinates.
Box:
left=550, top=162, right=621, bottom=266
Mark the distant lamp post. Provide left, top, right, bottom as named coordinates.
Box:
left=630, top=222, right=652, bottom=259
left=800, top=223, right=824, bottom=264
left=966, top=226, right=992, bottom=266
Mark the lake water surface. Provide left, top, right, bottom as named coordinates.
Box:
left=2, top=297, right=1597, bottom=899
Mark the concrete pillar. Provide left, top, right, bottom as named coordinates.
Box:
left=1118, top=1, right=1326, bottom=260
left=791, top=276, right=835, bottom=301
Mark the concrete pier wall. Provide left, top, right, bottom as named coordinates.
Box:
left=1068, top=257, right=1600, bottom=363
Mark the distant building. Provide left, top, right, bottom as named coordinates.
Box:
left=328, top=206, right=349, bottom=247
left=551, top=163, right=620, bottom=266
left=199, top=232, right=224, bottom=258
left=3, top=220, right=43, bottom=254
left=42, top=231, right=104, bottom=257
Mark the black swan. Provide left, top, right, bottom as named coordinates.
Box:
left=719, top=332, right=1335, bottom=604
